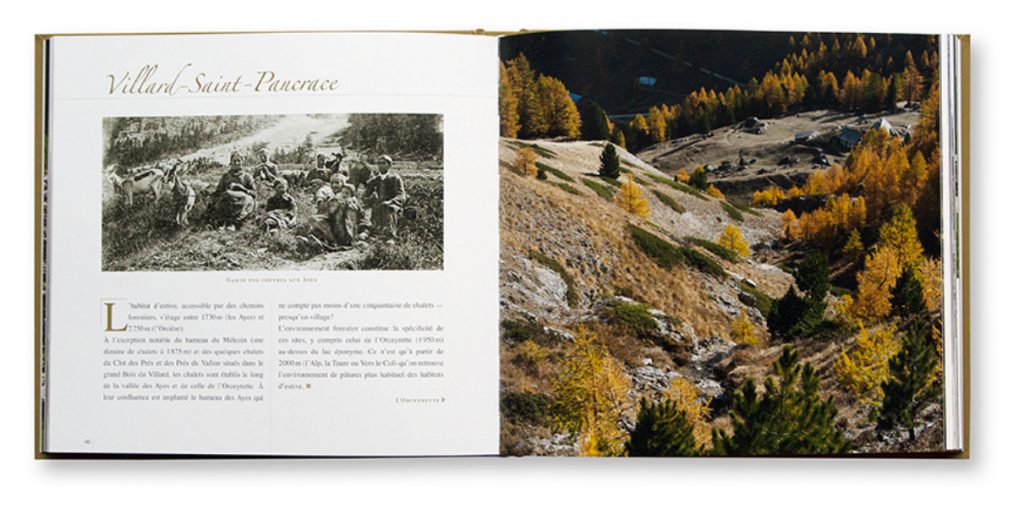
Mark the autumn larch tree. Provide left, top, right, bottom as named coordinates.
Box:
left=512, top=147, right=538, bottom=178
left=877, top=319, right=942, bottom=442
left=718, top=224, right=750, bottom=258
left=537, top=74, right=581, bottom=139
left=615, top=176, right=650, bottom=219
left=626, top=399, right=701, bottom=457
left=553, top=326, right=633, bottom=456
left=498, top=63, right=520, bottom=138
left=731, top=311, right=760, bottom=346
left=598, top=143, right=620, bottom=179
left=712, top=346, right=850, bottom=455
left=835, top=323, right=900, bottom=408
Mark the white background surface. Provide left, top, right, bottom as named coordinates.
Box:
left=0, top=0, right=1015, bottom=512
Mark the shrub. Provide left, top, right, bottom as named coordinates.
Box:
left=652, top=190, right=684, bottom=213
left=739, top=281, right=774, bottom=318
left=706, top=184, right=725, bottom=199
left=581, top=178, right=614, bottom=201
left=645, top=172, right=707, bottom=199
left=627, top=224, right=725, bottom=277
left=536, top=162, right=573, bottom=182
left=552, top=182, right=582, bottom=196
left=606, top=301, right=660, bottom=337
left=720, top=201, right=744, bottom=222
left=677, top=246, right=726, bottom=277
left=688, top=237, right=739, bottom=262
left=627, top=224, right=684, bottom=269
left=501, top=318, right=546, bottom=343
left=501, top=391, right=553, bottom=425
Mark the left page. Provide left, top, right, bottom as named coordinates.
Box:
left=41, top=32, right=499, bottom=456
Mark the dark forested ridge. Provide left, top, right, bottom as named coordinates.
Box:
left=499, top=30, right=935, bottom=118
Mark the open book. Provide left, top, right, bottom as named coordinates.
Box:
left=35, top=29, right=969, bottom=457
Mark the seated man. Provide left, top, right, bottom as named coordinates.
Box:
left=366, top=155, right=406, bottom=241
left=296, top=183, right=362, bottom=252
left=306, top=152, right=332, bottom=185
left=253, top=148, right=279, bottom=182
left=263, top=178, right=297, bottom=234
left=209, top=151, right=257, bottom=229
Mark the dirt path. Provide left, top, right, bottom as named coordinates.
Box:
left=179, top=114, right=350, bottom=163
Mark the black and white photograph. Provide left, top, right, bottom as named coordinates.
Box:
left=101, top=113, right=444, bottom=271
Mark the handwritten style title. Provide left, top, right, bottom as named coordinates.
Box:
left=106, top=64, right=340, bottom=96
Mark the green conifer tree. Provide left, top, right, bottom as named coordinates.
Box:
left=767, top=286, right=824, bottom=340
left=796, top=252, right=830, bottom=301
left=713, top=346, right=850, bottom=455
left=578, top=98, right=611, bottom=141
left=891, top=266, right=926, bottom=318
left=626, top=399, right=701, bottom=456
left=689, top=167, right=708, bottom=191
left=598, top=143, right=620, bottom=179
left=877, top=320, right=941, bottom=441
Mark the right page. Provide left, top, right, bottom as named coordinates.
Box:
left=497, top=30, right=961, bottom=456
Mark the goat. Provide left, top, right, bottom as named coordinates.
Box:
left=106, top=164, right=167, bottom=207
left=164, top=162, right=196, bottom=227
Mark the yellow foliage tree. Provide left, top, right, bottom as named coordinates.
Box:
left=731, top=311, right=760, bottom=346
left=706, top=184, right=725, bottom=199
left=664, top=377, right=712, bottom=449
left=553, top=326, right=633, bottom=456
left=674, top=168, right=690, bottom=183
left=917, top=257, right=943, bottom=312
left=718, top=224, right=751, bottom=258
left=537, top=74, right=582, bottom=139
left=752, top=186, right=786, bottom=206
left=843, top=229, right=864, bottom=256
left=878, top=204, right=923, bottom=269
left=512, top=147, right=538, bottom=177
left=615, top=176, right=650, bottom=219
left=498, top=63, right=520, bottom=138
left=835, top=323, right=900, bottom=407
left=781, top=209, right=800, bottom=240
left=852, top=245, right=901, bottom=319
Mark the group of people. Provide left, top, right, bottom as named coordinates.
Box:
left=206, top=144, right=407, bottom=251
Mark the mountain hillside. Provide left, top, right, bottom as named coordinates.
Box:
left=498, top=135, right=944, bottom=456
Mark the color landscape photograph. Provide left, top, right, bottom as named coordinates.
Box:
left=498, top=30, right=945, bottom=456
